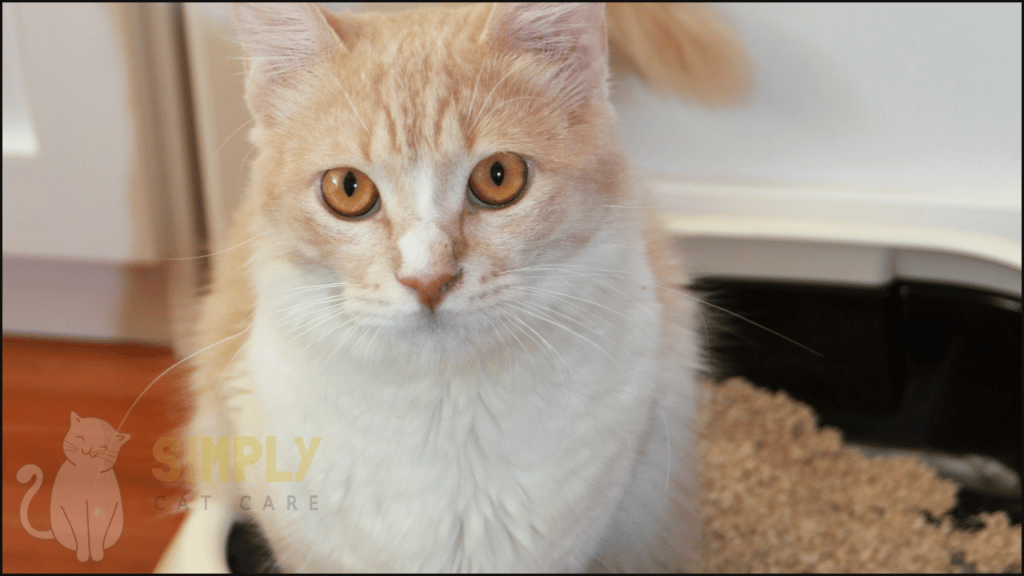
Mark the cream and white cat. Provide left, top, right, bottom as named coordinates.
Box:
left=188, top=3, right=741, bottom=571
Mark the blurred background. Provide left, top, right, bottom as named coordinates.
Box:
left=3, top=3, right=1020, bottom=346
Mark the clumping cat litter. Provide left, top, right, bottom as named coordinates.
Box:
left=698, top=378, right=1021, bottom=573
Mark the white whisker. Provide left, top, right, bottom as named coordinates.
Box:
left=500, top=304, right=573, bottom=404
left=508, top=263, right=822, bottom=357
left=163, top=230, right=273, bottom=261
left=117, top=327, right=251, bottom=433
left=472, top=61, right=524, bottom=132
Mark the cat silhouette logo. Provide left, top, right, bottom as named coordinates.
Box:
left=16, top=411, right=130, bottom=562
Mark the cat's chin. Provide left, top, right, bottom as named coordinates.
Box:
left=357, top=308, right=506, bottom=362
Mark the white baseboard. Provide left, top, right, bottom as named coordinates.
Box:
left=2, top=257, right=173, bottom=343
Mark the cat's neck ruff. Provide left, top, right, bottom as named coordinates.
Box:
left=232, top=230, right=664, bottom=570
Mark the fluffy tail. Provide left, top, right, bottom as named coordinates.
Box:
left=606, top=3, right=750, bottom=105
left=16, top=464, right=54, bottom=540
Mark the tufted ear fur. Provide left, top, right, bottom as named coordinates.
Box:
left=233, top=3, right=355, bottom=123
left=481, top=3, right=609, bottom=107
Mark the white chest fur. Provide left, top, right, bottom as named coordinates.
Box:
left=228, top=261, right=667, bottom=571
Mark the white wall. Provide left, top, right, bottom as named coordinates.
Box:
left=613, top=3, right=1022, bottom=200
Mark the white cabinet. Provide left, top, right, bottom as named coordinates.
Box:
left=2, top=4, right=200, bottom=344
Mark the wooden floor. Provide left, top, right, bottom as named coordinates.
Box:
left=3, top=336, right=190, bottom=573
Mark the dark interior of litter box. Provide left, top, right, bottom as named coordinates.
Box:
left=693, top=277, right=1022, bottom=525
left=228, top=521, right=278, bottom=573
left=226, top=278, right=1022, bottom=571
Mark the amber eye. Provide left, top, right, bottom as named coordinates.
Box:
left=468, top=152, right=528, bottom=207
left=321, top=167, right=379, bottom=218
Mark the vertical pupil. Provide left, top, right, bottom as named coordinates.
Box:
left=490, top=162, right=504, bottom=186
left=343, top=171, right=357, bottom=197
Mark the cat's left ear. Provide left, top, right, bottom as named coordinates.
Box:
left=482, top=3, right=609, bottom=106
left=233, top=3, right=355, bottom=124
left=113, top=433, right=130, bottom=447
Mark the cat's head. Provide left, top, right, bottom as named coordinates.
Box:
left=62, top=412, right=130, bottom=472
left=233, top=3, right=645, bottom=361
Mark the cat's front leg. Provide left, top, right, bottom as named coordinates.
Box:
left=88, top=498, right=124, bottom=560
left=57, top=503, right=91, bottom=562
left=86, top=498, right=113, bottom=561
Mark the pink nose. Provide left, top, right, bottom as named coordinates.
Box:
left=398, top=269, right=462, bottom=312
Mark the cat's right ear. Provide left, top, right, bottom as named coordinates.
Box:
left=233, top=3, right=353, bottom=124
left=480, top=3, right=609, bottom=108
left=70, top=411, right=81, bottom=424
